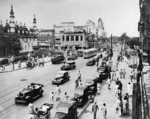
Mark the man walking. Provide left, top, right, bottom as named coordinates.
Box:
left=101, top=103, right=107, bottom=119
left=92, top=102, right=99, bottom=119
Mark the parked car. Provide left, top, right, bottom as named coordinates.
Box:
left=52, top=71, right=70, bottom=84
left=61, top=61, right=76, bottom=70
left=51, top=55, right=65, bottom=64
left=86, top=59, right=95, bottom=66
left=54, top=100, right=77, bottom=119
left=37, top=103, right=53, bottom=119
left=74, top=86, right=89, bottom=107
left=15, top=83, right=44, bottom=104
left=85, top=79, right=97, bottom=95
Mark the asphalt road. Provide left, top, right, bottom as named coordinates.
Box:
left=0, top=56, right=102, bottom=119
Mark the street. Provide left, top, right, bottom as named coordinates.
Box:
left=0, top=54, right=102, bottom=119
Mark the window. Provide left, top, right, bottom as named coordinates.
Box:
left=62, top=36, right=65, bottom=41
left=76, top=36, right=78, bottom=41
left=80, top=36, right=83, bottom=41
left=71, top=36, right=74, bottom=41
left=66, top=36, right=69, bottom=41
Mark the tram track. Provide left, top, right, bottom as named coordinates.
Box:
left=0, top=58, right=85, bottom=114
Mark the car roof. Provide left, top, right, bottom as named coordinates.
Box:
left=57, top=71, right=68, bottom=74
left=76, top=86, right=87, bottom=90
left=57, top=100, right=76, bottom=109
left=66, top=61, right=75, bottom=64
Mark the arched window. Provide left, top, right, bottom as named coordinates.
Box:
left=76, top=36, right=78, bottom=41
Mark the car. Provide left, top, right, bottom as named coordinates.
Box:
left=74, top=86, right=89, bottom=107
left=37, top=103, right=53, bottom=119
left=54, top=100, right=77, bottom=119
left=51, top=55, right=65, bottom=64
left=61, top=61, right=76, bottom=70
left=86, top=59, right=95, bottom=66
left=67, top=54, right=78, bottom=60
left=52, top=71, right=70, bottom=84
left=15, top=83, right=44, bottom=104
left=85, top=79, right=97, bottom=95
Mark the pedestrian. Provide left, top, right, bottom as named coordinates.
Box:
left=75, top=79, right=79, bottom=89
left=127, top=82, right=132, bottom=96
left=78, top=79, right=82, bottom=86
left=28, top=103, right=35, bottom=119
left=107, top=78, right=111, bottom=90
left=97, top=83, right=100, bottom=95
left=130, top=71, right=133, bottom=82
left=63, top=92, right=69, bottom=101
left=92, top=102, right=99, bottom=119
left=123, top=69, right=126, bottom=79
left=101, top=103, right=107, bottom=119
left=120, top=69, right=123, bottom=79
left=49, top=91, right=54, bottom=105
left=118, top=99, right=123, bottom=116
left=55, top=85, right=61, bottom=101
left=78, top=71, right=81, bottom=81
left=110, top=71, right=114, bottom=81
left=2, top=65, right=5, bottom=71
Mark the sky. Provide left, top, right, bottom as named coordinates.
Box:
left=0, top=0, right=140, bottom=37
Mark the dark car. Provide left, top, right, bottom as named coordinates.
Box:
left=52, top=71, right=70, bottom=84
left=86, top=59, right=95, bottom=66
left=15, top=83, right=44, bottom=104
left=37, top=103, right=53, bottom=119
left=67, top=54, right=78, bottom=60
left=85, top=79, right=97, bottom=95
left=51, top=55, right=65, bottom=64
left=74, top=86, right=89, bottom=107
left=55, top=100, right=77, bottom=119
left=61, top=61, right=76, bottom=70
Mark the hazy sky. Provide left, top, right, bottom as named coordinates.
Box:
left=0, top=0, right=140, bottom=37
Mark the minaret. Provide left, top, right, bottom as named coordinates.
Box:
left=33, top=14, right=37, bottom=30
left=9, top=5, right=15, bottom=33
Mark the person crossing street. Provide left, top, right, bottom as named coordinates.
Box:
left=92, top=102, right=99, bottom=119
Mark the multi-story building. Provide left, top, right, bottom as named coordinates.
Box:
left=0, top=5, right=38, bottom=56
left=139, top=0, right=150, bottom=63
left=37, top=29, right=55, bottom=50
left=54, top=22, right=88, bottom=50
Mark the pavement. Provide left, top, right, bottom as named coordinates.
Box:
left=80, top=52, right=134, bottom=118
left=0, top=57, right=51, bottom=73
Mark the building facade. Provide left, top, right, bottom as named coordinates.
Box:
left=37, top=29, right=55, bottom=50
left=0, top=5, right=38, bottom=56
left=139, top=0, right=150, bottom=63
left=54, top=22, right=88, bottom=50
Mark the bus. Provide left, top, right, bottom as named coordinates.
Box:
left=83, top=48, right=97, bottom=59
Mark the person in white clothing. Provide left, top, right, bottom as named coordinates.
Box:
left=49, top=91, right=54, bottom=104
left=127, top=82, right=132, bottom=96
left=55, top=85, right=61, bottom=101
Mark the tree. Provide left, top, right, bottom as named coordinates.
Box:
left=0, top=34, right=22, bottom=56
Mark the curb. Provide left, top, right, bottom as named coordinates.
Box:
left=0, top=60, right=51, bottom=73
left=77, top=101, right=91, bottom=119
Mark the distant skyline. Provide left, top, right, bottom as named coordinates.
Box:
left=0, top=0, right=140, bottom=37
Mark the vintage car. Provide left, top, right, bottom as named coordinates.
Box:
left=37, top=103, right=53, bottom=119
left=86, top=59, right=96, bottom=66
left=67, top=54, right=78, bottom=60
left=52, top=71, right=70, bottom=84
left=15, top=83, right=44, bottom=104
left=85, top=79, right=97, bottom=95
left=54, top=100, right=77, bottom=119
left=51, top=55, right=65, bottom=64
left=74, top=86, right=89, bottom=107
left=61, top=61, right=76, bottom=70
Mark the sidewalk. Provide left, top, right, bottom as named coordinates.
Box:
left=0, top=57, right=51, bottom=73
left=80, top=58, right=134, bottom=119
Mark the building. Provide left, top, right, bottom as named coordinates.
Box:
left=54, top=22, right=88, bottom=50
left=0, top=5, right=38, bottom=56
left=37, top=29, right=55, bottom=50
left=139, top=0, right=150, bottom=63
